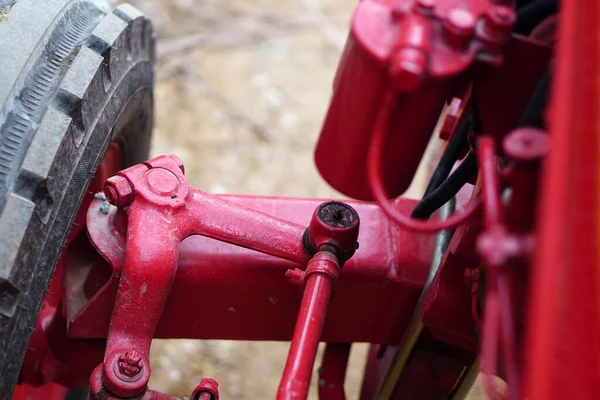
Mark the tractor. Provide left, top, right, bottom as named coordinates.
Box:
left=0, top=0, right=592, bottom=399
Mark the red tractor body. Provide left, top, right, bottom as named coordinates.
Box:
left=11, top=0, right=599, bottom=399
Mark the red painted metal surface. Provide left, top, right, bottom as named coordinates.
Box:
left=69, top=195, right=435, bottom=343
left=315, top=0, right=515, bottom=201
left=473, top=37, right=551, bottom=146
left=191, top=378, right=220, bottom=400
left=318, top=343, right=350, bottom=400
left=89, top=373, right=219, bottom=400
left=69, top=150, right=480, bottom=398
left=278, top=252, right=341, bottom=399
left=84, top=155, right=388, bottom=398
left=420, top=202, right=480, bottom=351
left=19, top=304, right=104, bottom=388
left=12, top=0, right=569, bottom=398
left=475, top=131, right=546, bottom=400
left=11, top=383, right=68, bottom=400
left=477, top=136, right=518, bottom=399
left=367, top=88, right=481, bottom=233
left=502, top=128, right=549, bottom=233
left=279, top=202, right=359, bottom=399
left=89, top=364, right=182, bottom=400
left=524, top=0, right=600, bottom=397
left=305, top=202, right=360, bottom=262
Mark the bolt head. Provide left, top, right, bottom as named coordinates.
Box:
left=104, top=350, right=150, bottom=397
left=118, top=362, right=141, bottom=378
left=192, top=377, right=220, bottom=400
left=444, top=8, right=475, bottom=47
left=475, top=6, right=515, bottom=50
left=285, top=268, right=305, bottom=287
left=503, top=128, right=549, bottom=161
left=307, top=201, right=360, bottom=262
left=116, top=351, right=143, bottom=378
left=144, top=168, right=180, bottom=197
left=317, top=202, right=358, bottom=229
left=490, top=6, right=515, bottom=25
left=484, top=6, right=515, bottom=31
left=124, top=351, right=142, bottom=365
left=104, top=186, right=118, bottom=205
left=389, top=48, right=427, bottom=92
left=104, top=176, right=134, bottom=207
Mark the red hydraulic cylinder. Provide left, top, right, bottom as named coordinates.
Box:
left=315, top=3, right=448, bottom=201
left=315, top=0, right=516, bottom=201
left=277, top=252, right=340, bottom=400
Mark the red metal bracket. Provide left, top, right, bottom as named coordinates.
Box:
left=72, top=174, right=478, bottom=399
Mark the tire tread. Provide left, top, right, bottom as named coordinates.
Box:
left=0, top=2, right=154, bottom=396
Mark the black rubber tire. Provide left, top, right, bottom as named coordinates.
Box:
left=0, top=1, right=154, bottom=396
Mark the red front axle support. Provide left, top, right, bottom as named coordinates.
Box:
left=89, top=155, right=360, bottom=399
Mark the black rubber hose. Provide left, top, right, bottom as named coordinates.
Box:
left=420, top=116, right=471, bottom=200
left=471, top=98, right=484, bottom=135
left=514, top=0, right=559, bottom=35
left=410, top=152, right=479, bottom=220
left=518, top=69, right=551, bottom=129
left=516, top=0, right=542, bottom=9
left=411, top=96, right=482, bottom=220
left=410, top=93, right=482, bottom=220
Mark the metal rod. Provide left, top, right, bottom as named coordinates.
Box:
left=278, top=252, right=341, bottom=400
left=429, top=198, right=457, bottom=283
left=278, top=274, right=334, bottom=400
left=186, top=188, right=310, bottom=266
left=449, top=358, right=480, bottom=400
left=318, top=343, right=351, bottom=400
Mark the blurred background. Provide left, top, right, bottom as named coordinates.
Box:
left=116, top=0, right=487, bottom=398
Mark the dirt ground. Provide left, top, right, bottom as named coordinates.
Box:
left=119, top=0, right=487, bottom=398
